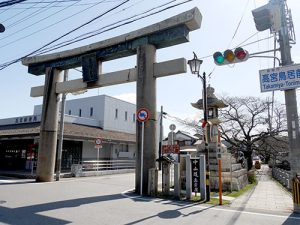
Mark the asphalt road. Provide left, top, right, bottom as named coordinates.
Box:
left=0, top=173, right=299, bottom=225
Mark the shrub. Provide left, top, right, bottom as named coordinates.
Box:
left=247, top=169, right=257, bottom=184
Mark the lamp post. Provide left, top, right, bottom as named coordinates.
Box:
left=187, top=52, right=210, bottom=201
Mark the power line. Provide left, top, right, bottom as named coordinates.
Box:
left=164, top=112, right=202, bottom=131
left=0, top=0, right=121, bottom=10
left=6, top=1, right=62, bottom=28
left=227, top=0, right=250, bottom=49
left=0, top=0, right=193, bottom=70
left=0, top=0, right=131, bottom=70
left=0, top=0, right=29, bottom=8
left=0, top=0, right=83, bottom=42
left=36, top=0, right=180, bottom=54
left=1, top=0, right=45, bottom=23
left=0, top=0, right=145, bottom=48
left=0, top=0, right=145, bottom=46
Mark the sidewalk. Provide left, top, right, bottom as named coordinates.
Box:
left=230, top=164, right=293, bottom=213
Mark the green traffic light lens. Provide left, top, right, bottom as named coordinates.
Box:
left=213, top=52, right=224, bottom=64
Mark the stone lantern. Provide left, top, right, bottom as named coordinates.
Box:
left=191, top=85, right=227, bottom=143
left=191, top=86, right=248, bottom=191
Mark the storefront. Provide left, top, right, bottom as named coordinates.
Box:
left=0, top=139, right=34, bottom=170
left=0, top=122, right=135, bottom=171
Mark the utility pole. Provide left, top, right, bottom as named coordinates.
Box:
left=275, top=0, right=300, bottom=212
left=56, top=69, right=68, bottom=181
left=159, top=106, right=164, bottom=170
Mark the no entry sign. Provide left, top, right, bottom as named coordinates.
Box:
left=137, top=108, right=150, bottom=122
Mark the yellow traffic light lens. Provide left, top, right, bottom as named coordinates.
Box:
left=224, top=50, right=235, bottom=62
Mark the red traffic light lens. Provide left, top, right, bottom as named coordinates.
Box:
left=234, top=47, right=247, bottom=60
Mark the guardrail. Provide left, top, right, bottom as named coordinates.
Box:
left=272, top=167, right=291, bottom=189
left=71, top=159, right=135, bottom=177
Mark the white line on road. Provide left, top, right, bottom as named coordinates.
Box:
left=195, top=205, right=299, bottom=220
left=121, top=189, right=300, bottom=221
left=0, top=180, right=14, bottom=183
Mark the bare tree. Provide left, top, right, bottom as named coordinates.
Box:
left=219, top=96, right=287, bottom=170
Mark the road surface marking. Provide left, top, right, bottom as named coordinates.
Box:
left=121, top=189, right=299, bottom=220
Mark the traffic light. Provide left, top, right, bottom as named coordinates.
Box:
left=252, top=3, right=281, bottom=33
left=213, top=48, right=249, bottom=66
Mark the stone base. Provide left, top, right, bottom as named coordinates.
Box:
left=196, top=144, right=248, bottom=191
left=210, top=170, right=248, bottom=191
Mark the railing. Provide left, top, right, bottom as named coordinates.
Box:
left=82, top=159, right=135, bottom=171
left=71, top=159, right=135, bottom=177
left=272, top=167, right=291, bottom=189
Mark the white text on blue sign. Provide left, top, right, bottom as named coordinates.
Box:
left=259, top=64, right=300, bottom=92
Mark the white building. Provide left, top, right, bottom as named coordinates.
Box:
left=34, top=95, right=136, bottom=134
left=0, top=95, right=137, bottom=171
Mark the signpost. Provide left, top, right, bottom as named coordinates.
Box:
left=137, top=108, right=150, bottom=195
left=191, top=157, right=200, bottom=196
left=162, top=144, right=180, bottom=154
left=94, top=138, right=103, bottom=171
left=259, top=63, right=300, bottom=92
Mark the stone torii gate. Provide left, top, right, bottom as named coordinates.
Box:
left=22, top=7, right=202, bottom=195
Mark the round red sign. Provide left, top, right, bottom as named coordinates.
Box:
left=137, top=108, right=150, bottom=122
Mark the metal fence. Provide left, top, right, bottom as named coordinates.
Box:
left=272, top=167, right=291, bottom=189
left=82, top=159, right=135, bottom=171
left=71, top=159, right=135, bottom=177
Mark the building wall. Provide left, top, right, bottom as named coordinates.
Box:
left=82, top=141, right=136, bottom=161
left=33, top=95, right=136, bottom=133
left=103, top=95, right=136, bottom=134
left=82, top=141, right=112, bottom=160
left=63, top=95, right=106, bottom=127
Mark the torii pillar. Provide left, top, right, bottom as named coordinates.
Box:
left=36, top=68, right=61, bottom=182
left=136, top=44, right=157, bottom=195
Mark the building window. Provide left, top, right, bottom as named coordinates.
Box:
left=79, top=109, right=82, bottom=117
left=115, top=109, right=118, bottom=119
left=68, top=110, right=71, bottom=115
left=133, top=113, right=135, bottom=122
left=90, top=107, right=93, bottom=117
left=125, top=111, right=128, bottom=121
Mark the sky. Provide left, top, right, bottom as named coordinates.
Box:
left=0, top=0, right=299, bottom=136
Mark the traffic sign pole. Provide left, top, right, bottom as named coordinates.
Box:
left=137, top=108, right=150, bottom=196
left=97, top=147, right=99, bottom=172
left=140, top=121, right=144, bottom=196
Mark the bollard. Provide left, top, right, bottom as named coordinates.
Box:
left=292, top=176, right=300, bottom=205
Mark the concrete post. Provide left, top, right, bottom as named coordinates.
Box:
left=186, top=154, right=192, bottom=199
left=136, top=44, right=157, bottom=195
left=162, top=163, right=170, bottom=196
left=36, top=68, right=61, bottom=182
left=148, top=168, right=158, bottom=196
left=199, top=155, right=206, bottom=200
left=174, top=162, right=181, bottom=199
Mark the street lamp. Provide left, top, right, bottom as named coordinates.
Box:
left=187, top=52, right=208, bottom=129
left=187, top=52, right=210, bottom=201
